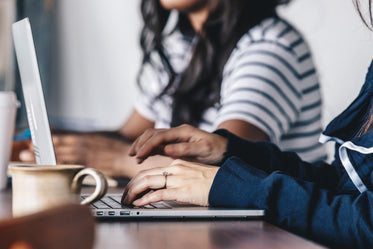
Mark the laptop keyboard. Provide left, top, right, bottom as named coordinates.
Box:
left=81, top=195, right=173, bottom=209
left=93, top=196, right=123, bottom=209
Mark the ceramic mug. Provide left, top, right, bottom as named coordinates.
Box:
left=10, top=164, right=108, bottom=217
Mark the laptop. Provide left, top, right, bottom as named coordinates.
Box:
left=12, top=18, right=265, bottom=219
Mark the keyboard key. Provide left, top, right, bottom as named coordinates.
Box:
left=92, top=200, right=111, bottom=209
left=110, top=195, right=122, bottom=203
left=150, top=201, right=172, bottom=209
left=81, top=196, right=111, bottom=209
left=143, top=204, right=155, bottom=209
left=101, top=196, right=122, bottom=208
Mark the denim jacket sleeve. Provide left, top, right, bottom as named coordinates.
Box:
left=214, top=129, right=338, bottom=187
left=209, top=156, right=373, bottom=248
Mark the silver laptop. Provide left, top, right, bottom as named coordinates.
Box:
left=12, top=18, right=265, bottom=219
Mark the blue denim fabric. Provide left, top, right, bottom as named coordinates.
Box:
left=322, top=61, right=373, bottom=141
left=209, top=60, right=373, bottom=249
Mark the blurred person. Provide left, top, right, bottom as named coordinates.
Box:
left=20, top=0, right=325, bottom=177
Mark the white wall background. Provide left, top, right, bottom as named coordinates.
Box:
left=279, top=0, right=373, bottom=125
left=48, top=0, right=141, bottom=131
left=48, top=0, right=373, bottom=141
left=0, top=0, right=16, bottom=91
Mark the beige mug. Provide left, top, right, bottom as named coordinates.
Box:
left=10, top=164, right=108, bottom=217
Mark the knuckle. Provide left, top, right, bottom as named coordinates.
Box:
left=142, top=175, right=153, bottom=186
left=140, top=193, right=150, bottom=202
left=144, top=128, right=155, bottom=135
left=155, top=190, right=164, bottom=199
left=179, top=124, right=192, bottom=131
left=199, top=140, right=212, bottom=150
left=140, top=130, right=150, bottom=139
left=181, top=145, right=191, bottom=154
left=172, top=159, right=184, bottom=165
left=152, top=132, right=162, bottom=141
left=171, top=159, right=184, bottom=169
left=143, top=175, right=151, bottom=181
left=127, top=188, right=135, bottom=196
left=138, top=169, right=148, bottom=176
left=170, top=163, right=184, bottom=173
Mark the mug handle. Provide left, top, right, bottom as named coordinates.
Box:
left=71, top=168, right=108, bottom=205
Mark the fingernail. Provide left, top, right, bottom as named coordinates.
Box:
left=123, top=196, right=128, bottom=205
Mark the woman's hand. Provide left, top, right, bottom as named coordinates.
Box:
left=54, top=132, right=134, bottom=176
left=122, top=159, right=219, bottom=207
left=19, top=132, right=134, bottom=177
left=129, top=124, right=228, bottom=165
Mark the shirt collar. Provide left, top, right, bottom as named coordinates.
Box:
left=320, top=60, right=373, bottom=144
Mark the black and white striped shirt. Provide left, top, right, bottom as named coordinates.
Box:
left=135, top=17, right=326, bottom=162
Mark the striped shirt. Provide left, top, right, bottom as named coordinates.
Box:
left=135, top=17, right=326, bottom=162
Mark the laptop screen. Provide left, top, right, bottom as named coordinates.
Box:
left=12, top=18, right=56, bottom=165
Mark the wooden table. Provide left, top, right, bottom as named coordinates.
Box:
left=0, top=187, right=328, bottom=249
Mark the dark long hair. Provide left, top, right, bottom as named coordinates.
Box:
left=138, top=0, right=291, bottom=127
left=354, top=0, right=373, bottom=30
left=354, top=0, right=373, bottom=135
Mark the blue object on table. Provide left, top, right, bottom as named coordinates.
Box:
left=14, top=128, right=31, bottom=141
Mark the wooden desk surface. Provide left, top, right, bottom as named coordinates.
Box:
left=0, top=188, right=328, bottom=249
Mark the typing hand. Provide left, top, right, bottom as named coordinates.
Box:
left=13, top=140, right=34, bottom=162
left=129, top=124, right=228, bottom=165
left=50, top=132, right=135, bottom=177
left=122, top=159, right=219, bottom=207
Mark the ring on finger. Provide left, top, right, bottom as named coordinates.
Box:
left=162, top=171, right=169, bottom=188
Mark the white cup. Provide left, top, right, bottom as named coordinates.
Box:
left=0, top=91, right=19, bottom=190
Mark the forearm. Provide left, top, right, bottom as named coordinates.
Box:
left=71, top=131, right=173, bottom=178
left=209, top=158, right=372, bottom=248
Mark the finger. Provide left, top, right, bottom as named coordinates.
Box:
left=129, top=128, right=167, bottom=157
left=132, top=189, right=153, bottom=204
left=52, top=134, right=80, bottom=146
left=122, top=165, right=177, bottom=199
left=163, top=142, right=210, bottom=158
left=135, top=127, right=194, bottom=160
left=122, top=166, right=167, bottom=196
left=129, top=128, right=160, bottom=155
left=54, top=146, right=84, bottom=165
left=128, top=130, right=152, bottom=156
left=123, top=174, right=166, bottom=205
left=132, top=145, right=166, bottom=164
left=54, top=145, right=81, bottom=155
left=132, top=188, right=179, bottom=206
